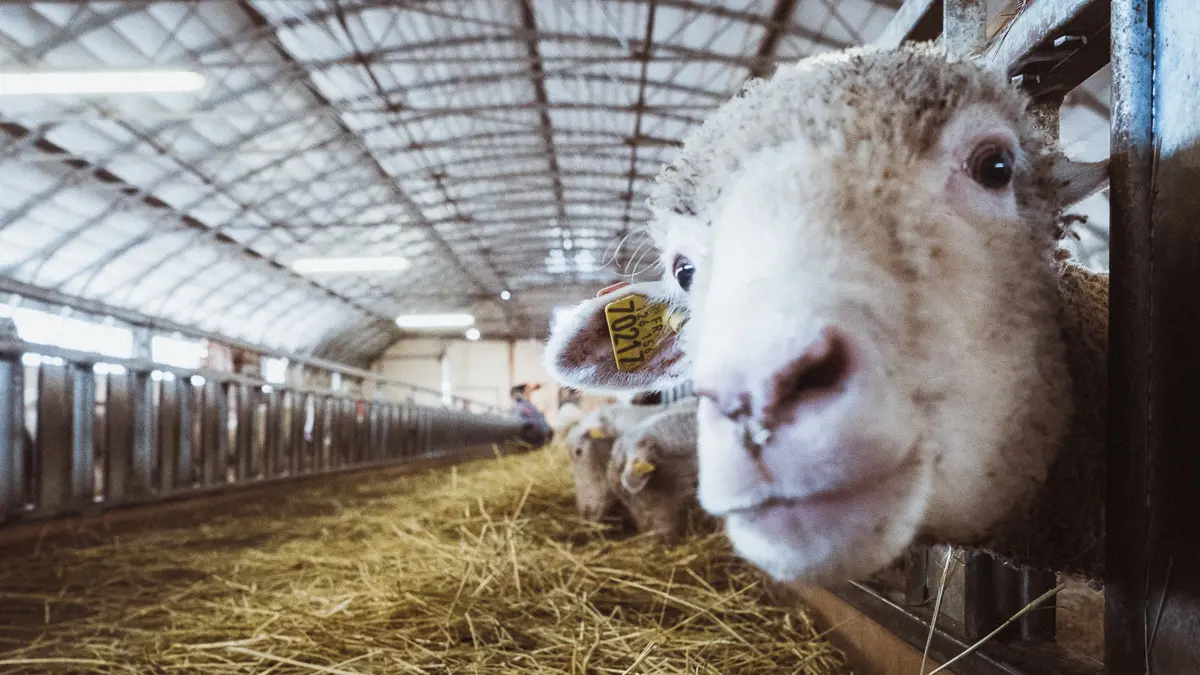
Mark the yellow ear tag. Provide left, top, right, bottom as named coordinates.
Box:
left=631, top=459, right=656, bottom=476
left=587, top=428, right=609, bottom=440
left=603, top=294, right=671, bottom=372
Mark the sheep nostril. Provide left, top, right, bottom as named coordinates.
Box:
left=762, top=328, right=853, bottom=426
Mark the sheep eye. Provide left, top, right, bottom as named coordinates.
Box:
left=672, top=255, right=695, bottom=292
left=968, top=144, right=1015, bottom=190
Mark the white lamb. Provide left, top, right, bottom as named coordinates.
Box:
left=606, top=398, right=713, bottom=544
left=545, top=42, right=1108, bottom=584
left=565, top=403, right=666, bottom=522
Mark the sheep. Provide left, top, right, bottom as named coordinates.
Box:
left=565, top=403, right=665, bottom=522
left=544, top=42, right=1109, bottom=584
left=606, top=398, right=713, bottom=544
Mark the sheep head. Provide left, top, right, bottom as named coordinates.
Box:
left=545, top=43, right=1108, bottom=583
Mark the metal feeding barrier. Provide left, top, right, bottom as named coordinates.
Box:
left=0, top=338, right=524, bottom=525
left=836, top=1, right=1200, bottom=674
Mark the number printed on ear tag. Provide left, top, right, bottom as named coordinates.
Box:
left=604, top=294, right=670, bottom=372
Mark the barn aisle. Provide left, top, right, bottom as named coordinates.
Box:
left=0, top=445, right=847, bottom=674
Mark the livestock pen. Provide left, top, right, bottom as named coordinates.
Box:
left=0, top=0, right=1195, bottom=674
left=0, top=335, right=847, bottom=673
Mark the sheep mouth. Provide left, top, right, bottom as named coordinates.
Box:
left=723, top=450, right=919, bottom=527
left=724, top=467, right=914, bottom=544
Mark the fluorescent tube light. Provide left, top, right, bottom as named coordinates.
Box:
left=0, top=70, right=206, bottom=96
left=396, top=313, right=475, bottom=329
left=291, top=256, right=410, bottom=274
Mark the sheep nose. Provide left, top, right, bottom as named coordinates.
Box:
left=697, top=328, right=854, bottom=430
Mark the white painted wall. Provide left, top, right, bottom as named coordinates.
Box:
left=371, top=337, right=614, bottom=423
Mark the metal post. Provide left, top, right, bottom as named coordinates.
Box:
left=71, top=363, right=96, bottom=508
left=1109, top=0, right=1200, bottom=671
left=214, top=381, right=230, bottom=484
left=904, top=547, right=930, bottom=607
left=176, top=376, right=192, bottom=489
left=963, top=550, right=1000, bottom=641
left=37, top=363, right=71, bottom=513
left=236, top=383, right=252, bottom=481
left=1019, top=568, right=1058, bottom=641
left=0, top=357, right=22, bottom=520
left=130, top=370, right=153, bottom=496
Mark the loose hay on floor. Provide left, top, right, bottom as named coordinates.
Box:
left=0, top=445, right=849, bottom=674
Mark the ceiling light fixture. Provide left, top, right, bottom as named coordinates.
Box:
left=396, top=313, right=475, bottom=329
left=464, top=328, right=481, bottom=341
left=500, top=290, right=511, bottom=300
left=291, top=256, right=410, bottom=274
left=0, top=69, right=206, bottom=96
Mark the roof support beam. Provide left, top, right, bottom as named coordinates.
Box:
left=622, top=1, right=658, bottom=235
left=239, top=1, right=521, bottom=333
left=516, top=0, right=571, bottom=267
left=746, top=0, right=800, bottom=79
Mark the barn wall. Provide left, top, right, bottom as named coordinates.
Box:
left=371, top=338, right=614, bottom=424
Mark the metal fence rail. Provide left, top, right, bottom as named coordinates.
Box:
left=0, top=340, right=524, bottom=525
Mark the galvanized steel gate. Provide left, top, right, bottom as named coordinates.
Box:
left=0, top=339, right=524, bottom=525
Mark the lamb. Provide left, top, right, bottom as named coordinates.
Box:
left=606, top=398, right=712, bottom=544
left=544, top=42, right=1109, bottom=584
left=565, top=403, right=665, bottom=522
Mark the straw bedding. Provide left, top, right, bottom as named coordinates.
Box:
left=0, top=444, right=848, bottom=674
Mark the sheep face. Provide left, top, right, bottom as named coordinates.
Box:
left=544, top=44, right=1108, bottom=583
left=608, top=407, right=702, bottom=544
left=565, top=422, right=622, bottom=522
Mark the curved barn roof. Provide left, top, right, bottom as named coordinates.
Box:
left=0, top=0, right=1109, bottom=366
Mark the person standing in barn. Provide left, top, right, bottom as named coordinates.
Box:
left=511, top=383, right=551, bottom=447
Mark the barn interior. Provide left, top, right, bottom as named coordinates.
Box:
left=0, top=0, right=1166, bottom=673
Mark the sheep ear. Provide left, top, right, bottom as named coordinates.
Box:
left=544, top=281, right=688, bottom=393
left=621, top=444, right=658, bottom=493
left=1048, top=154, right=1109, bottom=206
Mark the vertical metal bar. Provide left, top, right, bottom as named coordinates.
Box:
left=214, top=381, right=229, bottom=485
left=0, top=357, right=22, bottom=520
left=991, top=560, right=1021, bottom=642
left=176, top=376, right=192, bottom=489
left=942, top=0, right=986, bottom=57
left=290, top=391, right=305, bottom=475
left=340, top=399, right=353, bottom=466
left=236, top=383, right=252, bottom=482
left=130, top=371, right=153, bottom=496
left=963, top=551, right=1000, bottom=641
left=387, top=404, right=398, bottom=459
left=1107, top=0, right=1155, bottom=671
left=71, top=364, right=96, bottom=509
left=327, top=397, right=339, bottom=469
left=198, top=380, right=215, bottom=486
left=423, top=409, right=433, bottom=456
left=904, top=547, right=930, bottom=606
left=1019, top=568, right=1058, bottom=641
left=157, top=376, right=180, bottom=494
left=105, top=372, right=133, bottom=506
left=314, top=395, right=327, bottom=471
left=1115, top=0, right=1200, bottom=670
left=263, top=389, right=278, bottom=478
left=399, top=404, right=411, bottom=458
left=37, top=363, right=71, bottom=514
left=275, top=391, right=290, bottom=476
